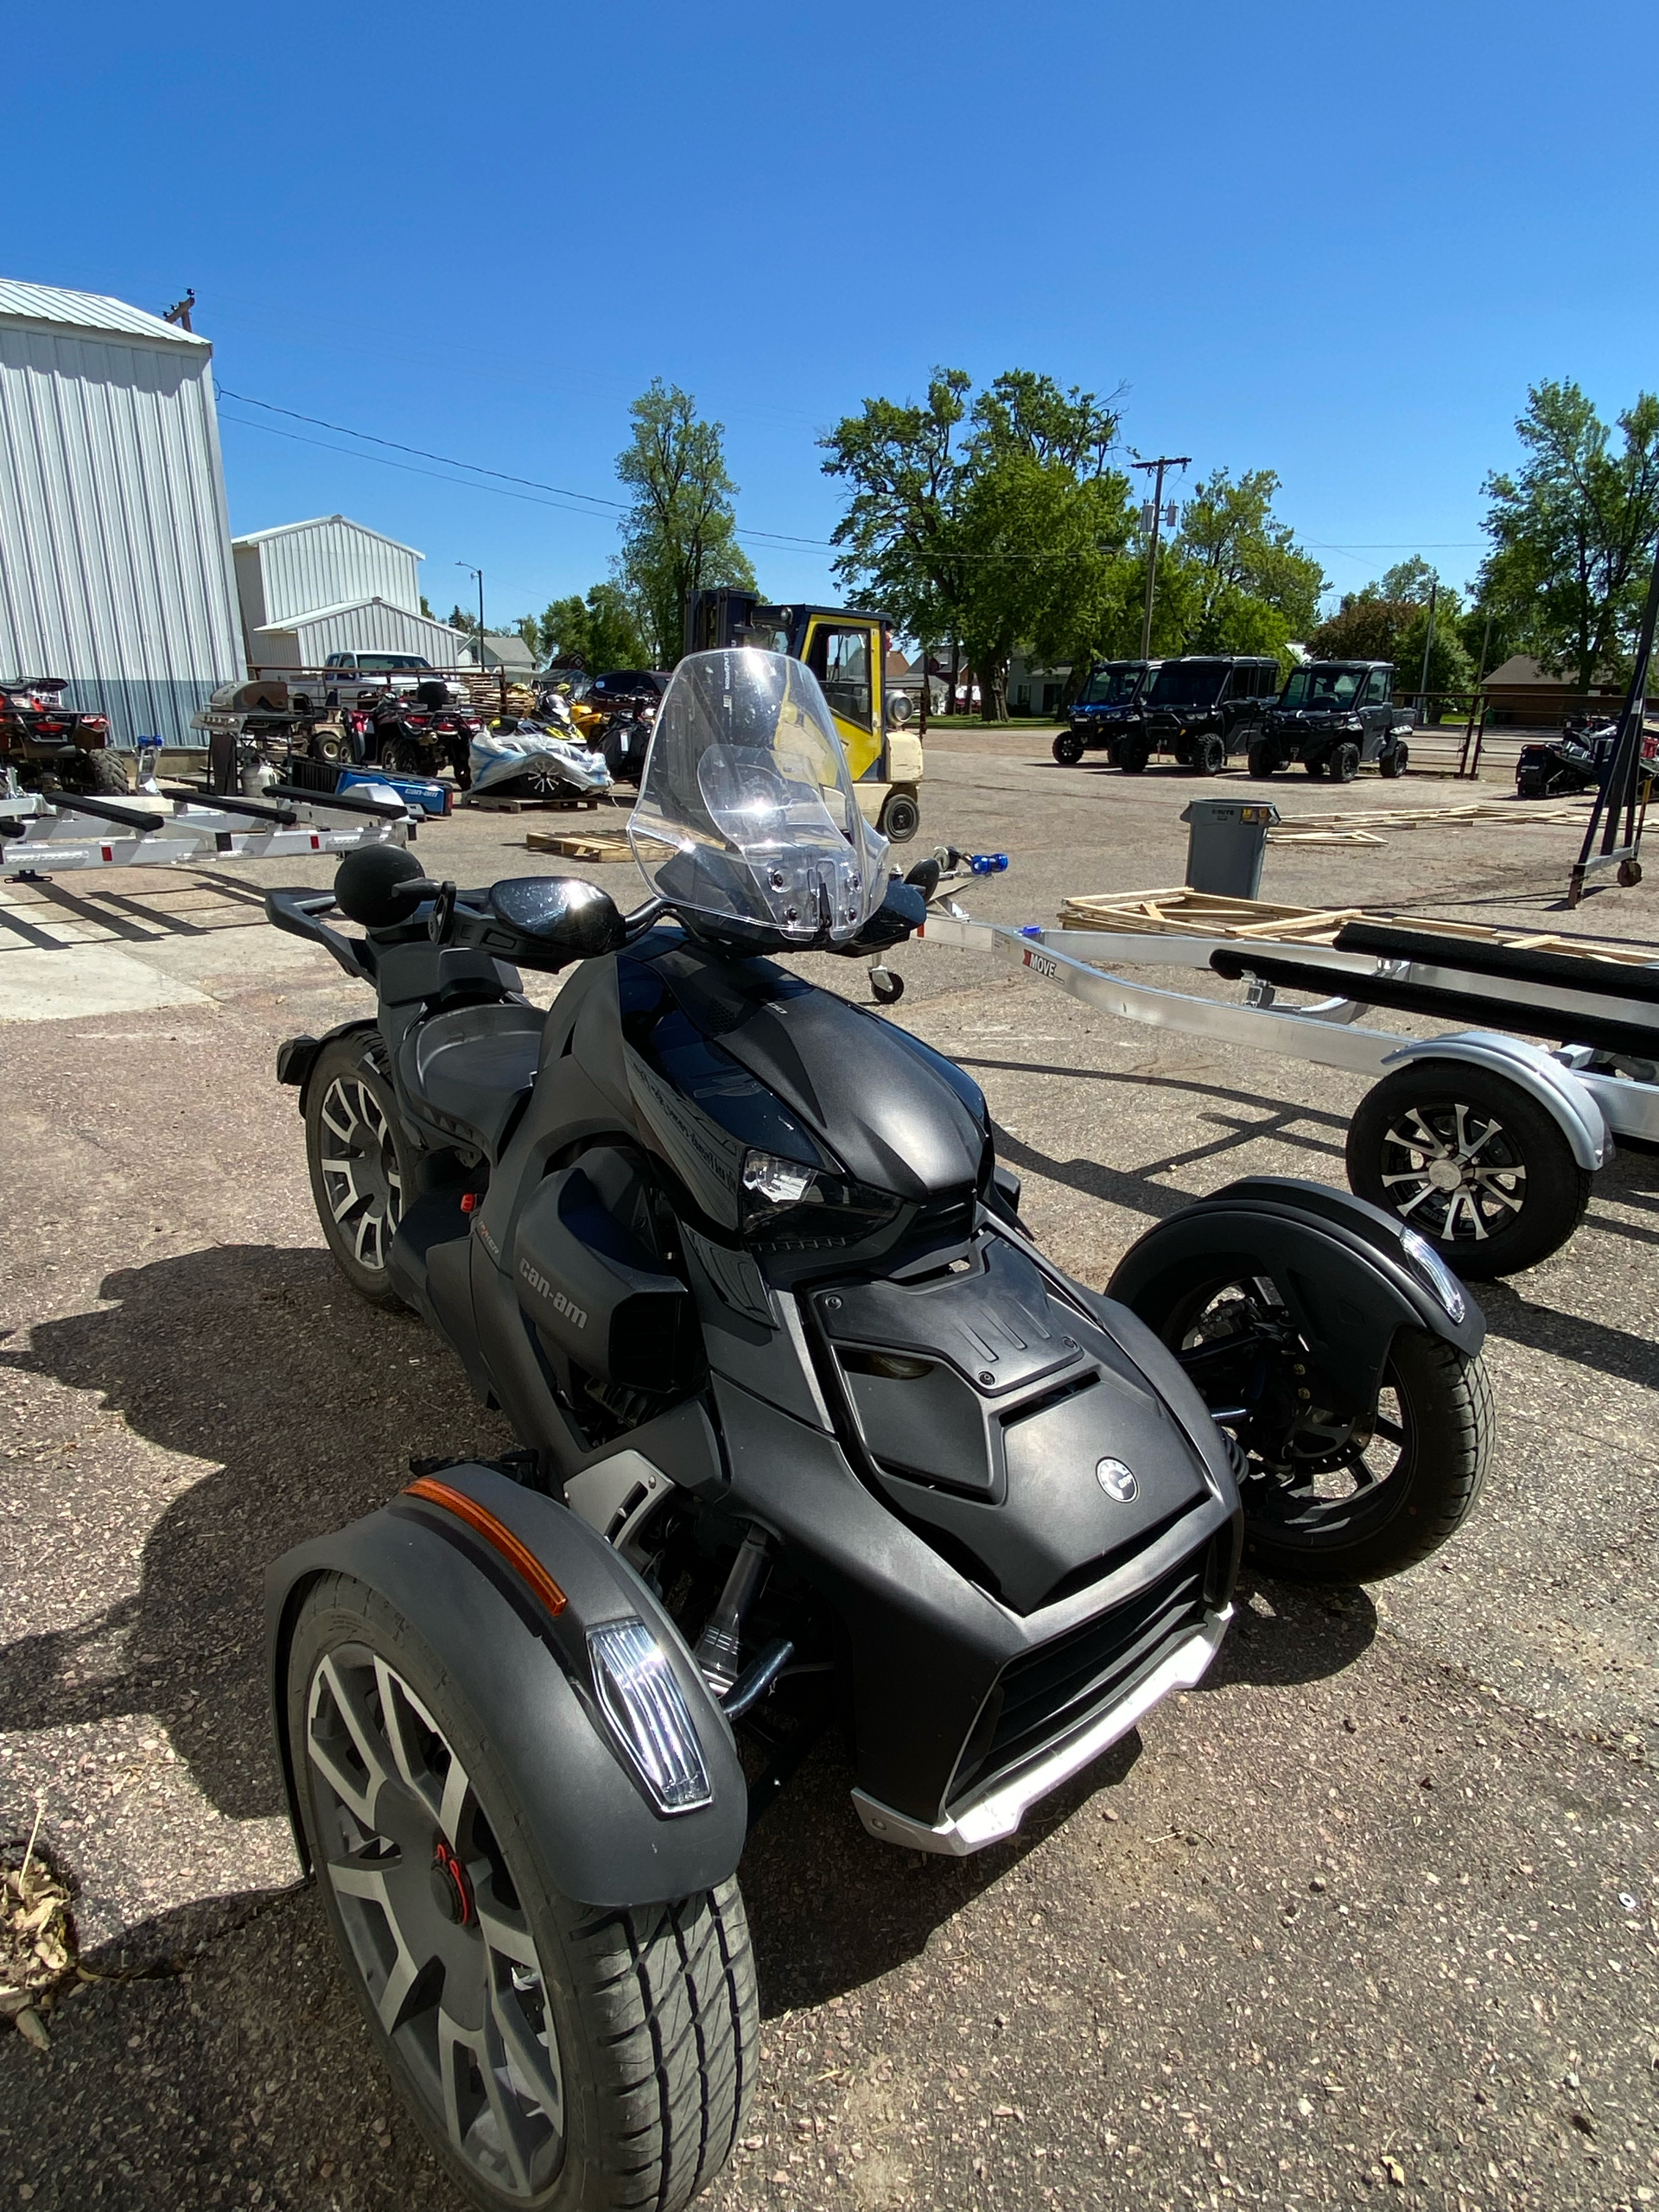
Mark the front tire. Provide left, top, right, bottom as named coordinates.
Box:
left=1378, top=741, right=1408, bottom=779
left=1052, top=732, right=1085, bottom=766
left=305, top=1036, right=416, bottom=1305
left=1143, top=1281, right=1492, bottom=1581
left=1117, top=738, right=1149, bottom=774
left=879, top=787, right=921, bottom=842
left=1346, top=1062, right=1592, bottom=1277
left=1192, top=733, right=1226, bottom=776
left=288, top=1576, right=757, bottom=2212
left=1246, top=739, right=1276, bottom=779
left=1331, top=741, right=1360, bottom=784
left=1302, top=756, right=1325, bottom=779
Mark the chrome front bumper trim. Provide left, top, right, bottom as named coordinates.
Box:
left=851, top=1605, right=1233, bottom=1856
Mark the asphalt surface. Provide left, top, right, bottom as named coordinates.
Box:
left=2, top=741, right=1656, bottom=2210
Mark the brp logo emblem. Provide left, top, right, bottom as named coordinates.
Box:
left=1096, top=1458, right=1138, bottom=1503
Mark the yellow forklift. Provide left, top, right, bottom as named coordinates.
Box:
left=686, top=590, right=923, bottom=841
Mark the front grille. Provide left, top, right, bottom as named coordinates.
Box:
left=950, top=1548, right=1211, bottom=1802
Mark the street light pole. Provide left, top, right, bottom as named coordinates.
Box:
left=1131, top=455, right=1190, bottom=662
left=457, top=563, right=484, bottom=666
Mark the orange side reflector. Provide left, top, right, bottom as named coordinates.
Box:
left=404, top=1477, right=569, bottom=1618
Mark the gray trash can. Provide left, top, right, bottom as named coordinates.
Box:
left=1179, top=798, right=1280, bottom=899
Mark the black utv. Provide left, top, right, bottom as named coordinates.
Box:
left=1051, top=659, right=1157, bottom=766
left=1118, top=657, right=1281, bottom=774
left=1249, top=661, right=1414, bottom=782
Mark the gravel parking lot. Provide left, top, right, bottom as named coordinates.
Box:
left=2, top=740, right=1656, bottom=2210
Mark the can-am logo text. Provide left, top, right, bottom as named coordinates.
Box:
left=518, top=1258, right=588, bottom=1330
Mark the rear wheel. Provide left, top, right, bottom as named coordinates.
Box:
left=1052, top=732, right=1085, bottom=766
left=1144, top=1282, right=1491, bottom=1582
left=305, top=1036, right=416, bottom=1305
left=1346, top=1062, right=1592, bottom=1277
left=1192, top=733, right=1226, bottom=776
left=1331, top=741, right=1361, bottom=784
left=288, top=1576, right=757, bottom=2212
left=59, top=747, right=132, bottom=795
left=385, top=735, right=429, bottom=776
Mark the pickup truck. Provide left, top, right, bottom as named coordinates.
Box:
left=1249, top=661, right=1414, bottom=782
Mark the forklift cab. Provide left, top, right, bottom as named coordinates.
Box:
left=685, top=589, right=923, bottom=841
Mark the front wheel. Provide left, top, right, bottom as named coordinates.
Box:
left=1302, top=756, right=1325, bottom=779
left=1346, top=1062, right=1592, bottom=1277
left=1149, top=1282, right=1492, bottom=1581
left=879, top=787, right=920, bottom=842
left=1192, top=732, right=1226, bottom=776
left=1246, top=739, right=1277, bottom=779
left=289, top=1575, right=757, bottom=2212
left=1052, top=732, right=1085, bottom=766
left=1331, top=741, right=1360, bottom=784
left=305, top=1036, right=416, bottom=1304
left=1378, top=741, right=1408, bottom=779
left=1117, top=739, right=1149, bottom=775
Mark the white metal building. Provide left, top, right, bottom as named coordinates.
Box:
left=232, top=515, right=465, bottom=671
left=0, top=277, right=243, bottom=746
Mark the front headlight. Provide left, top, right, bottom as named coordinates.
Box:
left=1400, top=1229, right=1466, bottom=1324
left=739, top=1147, right=900, bottom=1250
left=588, top=1618, right=713, bottom=1815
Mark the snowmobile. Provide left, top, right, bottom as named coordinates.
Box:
left=261, top=647, right=1491, bottom=2211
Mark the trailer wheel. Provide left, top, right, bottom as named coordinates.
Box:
left=1052, top=732, right=1085, bottom=766
left=1346, top=1062, right=1592, bottom=1278
left=1246, top=739, right=1276, bottom=779
left=1331, top=741, right=1361, bottom=784
left=306, top=1036, right=416, bottom=1305
left=879, top=787, right=920, bottom=842
left=1378, top=741, right=1408, bottom=779
left=289, top=1576, right=757, bottom=2212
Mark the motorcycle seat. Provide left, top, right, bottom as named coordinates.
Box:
left=398, top=1001, right=546, bottom=1160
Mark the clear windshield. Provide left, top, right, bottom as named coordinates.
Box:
left=1080, top=663, right=1143, bottom=706
left=1279, top=666, right=1364, bottom=710
left=628, top=649, right=888, bottom=945
left=1147, top=663, right=1225, bottom=708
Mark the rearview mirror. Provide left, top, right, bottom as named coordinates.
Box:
left=489, top=875, right=626, bottom=957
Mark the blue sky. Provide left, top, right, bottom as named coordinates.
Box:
left=9, top=0, right=1656, bottom=633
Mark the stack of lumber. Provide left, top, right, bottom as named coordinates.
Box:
left=1269, top=798, right=1593, bottom=837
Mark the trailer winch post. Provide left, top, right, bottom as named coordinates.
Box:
left=1567, top=534, right=1659, bottom=907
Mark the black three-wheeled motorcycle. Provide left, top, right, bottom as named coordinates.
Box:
left=263, top=649, right=1492, bottom=2210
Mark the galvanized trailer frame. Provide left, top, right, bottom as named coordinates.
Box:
left=0, top=771, right=412, bottom=876
left=916, top=912, right=1659, bottom=1154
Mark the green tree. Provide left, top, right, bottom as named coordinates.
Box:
left=525, top=584, right=653, bottom=671
left=614, top=380, right=755, bottom=665
left=1477, top=379, right=1659, bottom=690
left=821, top=367, right=1134, bottom=719
left=448, top=604, right=480, bottom=638
left=1171, top=469, right=1326, bottom=666
left=1306, top=559, right=1474, bottom=703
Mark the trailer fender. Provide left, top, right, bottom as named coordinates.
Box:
left=1378, top=1031, right=1611, bottom=1171
left=267, top=1463, right=747, bottom=1909
left=1106, top=1175, right=1484, bottom=1412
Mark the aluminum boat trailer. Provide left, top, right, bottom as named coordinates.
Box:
left=0, top=771, right=412, bottom=877
left=913, top=898, right=1659, bottom=1274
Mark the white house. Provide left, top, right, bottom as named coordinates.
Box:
left=0, top=277, right=243, bottom=746
left=232, top=514, right=466, bottom=671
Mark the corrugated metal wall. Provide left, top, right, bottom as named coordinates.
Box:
left=0, top=318, right=242, bottom=746
left=286, top=601, right=466, bottom=664
left=250, top=518, right=422, bottom=626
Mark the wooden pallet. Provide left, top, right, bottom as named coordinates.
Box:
left=461, top=792, right=604, bottom=814
left=1058, top=889, right=1366, bottom=944
left=525, top=830, right=635, bottom=861
left=1057, top=887, right=1657, bottom=966
left=1272, top=798, right=1594, bottom=832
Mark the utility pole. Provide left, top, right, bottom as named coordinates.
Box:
left=1132, top=455, right=1190, bottom=661
left=1416, top=580, right=1440, bottom=720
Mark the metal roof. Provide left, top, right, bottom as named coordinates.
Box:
left=251, top=594, right=463, bottom=635
left=0, top=277, right=207, bottom=347
left=233, top=513, right=424, bottom=558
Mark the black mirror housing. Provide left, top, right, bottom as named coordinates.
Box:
left=489, top=875, right=626, bottom=957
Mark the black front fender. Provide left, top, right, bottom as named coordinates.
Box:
left=276, top=1014, right=379, bottom=1116
left=267, top=1464, right=747, bottom=1909
left=1106, top=1175, right=1484, bottom=1410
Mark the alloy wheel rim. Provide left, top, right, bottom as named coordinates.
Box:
left=317, top=1074, right=404, bottom=1270
left=307, top=1645, right=565, bottom=2197
left=1377, top=1100, right=1526, bottom=1244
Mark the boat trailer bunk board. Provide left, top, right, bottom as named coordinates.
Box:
left=0, top=777, right=412, bottom=875
left=915, top=904, right=1659, bottom=1273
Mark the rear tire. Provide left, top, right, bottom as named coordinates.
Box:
left=1052, top=732, right=1085, bottom=766
left=305, top=1035, right=416, bottom=1305
left=1346, top=1062, right=1592, bottom=1277
left=288, top=1575, right=757, bottom=2212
